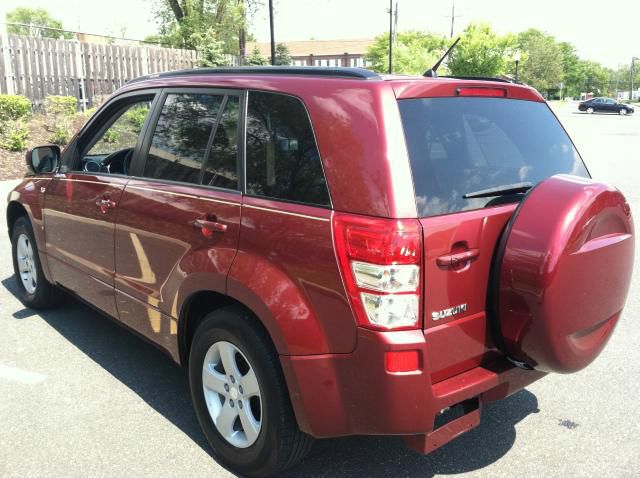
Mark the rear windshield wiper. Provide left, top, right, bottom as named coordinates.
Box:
left=463, top=182, right=533, bottom=199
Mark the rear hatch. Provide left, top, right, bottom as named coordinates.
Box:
left=396, top=86, right=590, bottom=382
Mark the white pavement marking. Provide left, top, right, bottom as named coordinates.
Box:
left=0, top=364, right=46, bottom=384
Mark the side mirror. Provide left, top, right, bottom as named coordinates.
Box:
left=26, top=145, right=60, bottom=174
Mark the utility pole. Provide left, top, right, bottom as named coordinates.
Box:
left=631, top=57, right=639, bottom=102
left=269, top=0, right=275, bottom=66
left=393, top=1, right=398, bottom=46
left=388, top=0, right=393, bottom=74
left=446, top=3, right=462, bottom=39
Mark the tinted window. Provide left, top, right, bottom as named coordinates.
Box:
left=144, top=93, right=238, bottom=188
left=246, top=91, right=330, bottom=206
left=399, top=97, right=589, bottom=217
left=73, top=98, right=153, bottom=175
left=202, top=96, right=240, bottom=189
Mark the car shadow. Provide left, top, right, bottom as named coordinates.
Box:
left=2, top=277, right=539, bottom=477
left=1, top=276, right=212, bottom=455
left=285, top=389, right=538, bottom=477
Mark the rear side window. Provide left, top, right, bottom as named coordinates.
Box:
left=143, top=92, right=239, bottom=189
left=245, top=91, right=330, bottom=206
left=398, top=97, right=589, bottom=217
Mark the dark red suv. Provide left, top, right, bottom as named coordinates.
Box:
left=7, top=67, right=634, bottom=476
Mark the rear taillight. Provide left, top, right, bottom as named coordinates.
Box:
left=332, top=212, right=423, bottom=330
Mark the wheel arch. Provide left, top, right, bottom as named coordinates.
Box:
left=177, top=289, right=280, bottom=368
left=6, top=201, right=29, bottom=237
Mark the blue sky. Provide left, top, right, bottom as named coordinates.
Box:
left=2, top=0, right=638, bottom=68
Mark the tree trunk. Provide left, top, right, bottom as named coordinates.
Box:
left=238, top=0, right=247, bottom=59
left=167, top=0, right=185, bottom=20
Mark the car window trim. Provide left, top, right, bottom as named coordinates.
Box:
left=244, top=192, right=333, bottom=210
left=126, top=176, right=243, bottom=197
left=135, top=87, right=244, bottom=192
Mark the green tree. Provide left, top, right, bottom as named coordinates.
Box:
left=612, top=63, right=640, bottom=99
left=247, top=46, right=268, bottom=65
left=558, top=42, right=584, bottom=98
left=6, top=7, right=73, bottom=39
left=149, top=0, right=260, bottom=55
left=517, top=29, right=563, bottom=96
left=448, top=22, right=517, bottom=77
left=274, top=43, right=292, bottom=65
left=192, top=28, right=228, bottom=67
left=579, top=60, right=612, bottom=96
left=365, top=31, right=448, bottom=75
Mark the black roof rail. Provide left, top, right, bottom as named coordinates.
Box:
left=127, top=66, right=382, bottom=84
left=439, top=75, right=515, bottom=84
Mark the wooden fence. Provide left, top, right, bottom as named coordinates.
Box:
left=0, top=32, right=201, bottom=108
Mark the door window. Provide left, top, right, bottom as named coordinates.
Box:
left=142, top=92, right=240, bottom=189
left=202, top=96, right=240, bottom=189
left=77, top=99, right=153, bottom=175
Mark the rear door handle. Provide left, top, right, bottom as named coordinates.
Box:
left=436, top=248, right=480, bottom=267
left=95, top=196, right=116, bottom=214
left=194, top=218, right=227, bottom=235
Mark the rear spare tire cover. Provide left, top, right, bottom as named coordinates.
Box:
left=495, top=174, right=634, bottom=373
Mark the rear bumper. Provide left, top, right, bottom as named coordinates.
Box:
left=280, top=328, right=545, bottom=451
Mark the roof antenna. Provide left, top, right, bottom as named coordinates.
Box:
left=423, top=37, right=460, bottom=78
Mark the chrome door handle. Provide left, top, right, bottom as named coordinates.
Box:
left=436, top=248, right=480, bottom=267
left=194, top=218, right=227, bottom=235
left=95, top=197, right=116, bottom=213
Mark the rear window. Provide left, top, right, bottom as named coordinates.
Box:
left=398, top=97, right=589, bottom=217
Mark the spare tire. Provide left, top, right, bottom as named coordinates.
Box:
left=492, top=174, right=634, bottom=373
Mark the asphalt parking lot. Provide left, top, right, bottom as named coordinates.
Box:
left=1, top=103, right=639, bottom=477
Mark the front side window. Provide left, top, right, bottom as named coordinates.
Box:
left=245, top=91, right=330, bottom=206
left=76, top=98, right=153, bottom=175
left=142, top=92, right=240, bottom=189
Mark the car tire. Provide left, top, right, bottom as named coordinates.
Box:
left=189, top=306, right=314, bottom=477
left=11, top=216, right=61, bottom=309
left=619, top=108, right=627, bottom=115
left=586, top=107, right=594, bottom=114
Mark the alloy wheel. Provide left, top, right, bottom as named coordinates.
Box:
left=202, top=341, right=262, bottom=448
left=16, top=234, right=37, bottom=294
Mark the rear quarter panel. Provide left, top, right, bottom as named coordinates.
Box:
left=228, top=196, right=356, bottom=355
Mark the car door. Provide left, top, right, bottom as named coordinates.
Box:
left=605, top=99, right=617, bottom=112
left=114, top=89, right=242, bottom=356
left=43, top=91, right=158, bottom=317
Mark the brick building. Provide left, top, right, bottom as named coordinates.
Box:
left=246, top=39, right=374, bottom=67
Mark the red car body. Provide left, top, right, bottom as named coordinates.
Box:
left=6, top=68, right=634, bottom=459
